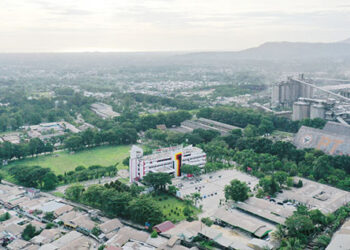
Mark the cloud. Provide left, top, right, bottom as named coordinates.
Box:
left=0, top=0, right=350, bottom=52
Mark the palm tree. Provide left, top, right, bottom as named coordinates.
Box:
left=191, top=192, right=201, bottom=207
left=280, top=238, right=303, bottom=250
left=271, top=225, right=286, bottom=242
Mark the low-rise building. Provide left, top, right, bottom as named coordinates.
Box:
left=91, top=103, right=120, bottom=119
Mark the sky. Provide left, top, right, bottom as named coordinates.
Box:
left=1, top=0, right=350, bottom=52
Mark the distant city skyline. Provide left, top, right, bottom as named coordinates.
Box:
left=1, top=0, right=350, bottom=52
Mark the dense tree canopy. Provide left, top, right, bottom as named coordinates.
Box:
left=224, top=179, right=250, bottom=202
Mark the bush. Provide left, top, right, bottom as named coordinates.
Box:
left=201, top=217, right=214, bottom=227
left=151, top=230, right=158, bottom=238
left=0, top=212, right=10, bottom=222
left=45, top=223, right=55, bottom=229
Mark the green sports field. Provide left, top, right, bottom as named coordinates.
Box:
left=6, top=145, right=131, bottom=175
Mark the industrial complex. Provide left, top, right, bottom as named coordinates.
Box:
left=129, top=145, right=206, bottom=183
left=270, top=74, right=350, bottom=124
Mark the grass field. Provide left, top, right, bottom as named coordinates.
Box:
left=6, top=145, right=131, bottom=175
left=155, top=194, right=200, bottom=223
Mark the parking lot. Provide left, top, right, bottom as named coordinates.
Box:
left=172, top=169, right=259, bottom=217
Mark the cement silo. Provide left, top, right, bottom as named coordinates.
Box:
left=310, top=104, right=325, bottom=119
left=292, top=101, right=310, bottom=121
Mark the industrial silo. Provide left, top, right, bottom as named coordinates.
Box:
left=310, top=104, right=325, bottom=119
left=292, top=101, right=310, bottom=121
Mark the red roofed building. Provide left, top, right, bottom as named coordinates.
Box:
left=152, top=221, right=175, bottom=233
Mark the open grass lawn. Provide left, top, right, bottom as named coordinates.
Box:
left=155, top=194, right=200, bottom=223
left=6, top=145, right=131, bottom=175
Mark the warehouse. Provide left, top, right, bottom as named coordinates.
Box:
left=294, top=122, right=350, bottom=156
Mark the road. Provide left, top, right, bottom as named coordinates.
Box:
left=52, top=169, right=129, bottom=194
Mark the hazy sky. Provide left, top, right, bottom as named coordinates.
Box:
left=1, top=0, right=350, bottom=52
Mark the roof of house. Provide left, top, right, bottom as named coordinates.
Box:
left=40, top=201, right=65, bottom=213
left=99, top=218, right=123, bottom=234
left=58, top=211, right=81, bottom=223
left=71, top=215, right=95, bottom=231
left=53, top=204, right=73, bottom=217
left=31, top=221, right=46, bottom=231
left=38, top=243, right=58, bottom=250
left=4, top=223, right=24, bottom=236
left=32, top=229, right=61, bottom=244
left=6, top=239, right=31, bottom=250
left=153, top=221, right=175, bottom=233
left=51, top=231, right=82, bottom=248
left=105, top=246, right=122, bottom=250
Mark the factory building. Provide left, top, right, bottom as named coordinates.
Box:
left=129, top=145, right=206, bottom=183
left=293, top=121, right=350, bottom=156
left=272, top=75, right=314, bottom=108
left=292, top=101, right=310, bottom=121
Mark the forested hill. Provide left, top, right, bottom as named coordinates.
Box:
left=181, top=39, right=350, bottom=61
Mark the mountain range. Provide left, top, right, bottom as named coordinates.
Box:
left=183, top=38, right=350, bottom=61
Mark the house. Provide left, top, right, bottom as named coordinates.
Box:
left=31, top=229, right=61, bottom=245
left=152, top=221, right=175, bottom=233
left=31, top=221, right=46, bottom=231
left=100, top=219, right=123, bottom=235
left=26, top=188, right=40, bottom=199
left=3, top=223, right=24, bottom=238
left=71, top=215, right=96, bottom=235
left=6, top=238, right=31, bottom=250
left=53, top=204, right=73, bottom=217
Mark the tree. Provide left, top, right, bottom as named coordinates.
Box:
left=122, top=156, right=130, bottom=166
left=42, top=172, right=58, bottom=190
left=102, top=191, right=132, bottom=218
left=167, top=185, right=178, bottom=195
left=92, top=226, right=102, bottom=237
left=143, top=172, right=172, bottom=192
left=244, top=124, right=258, bottom=137
left=259, top=176, right=279, bottom=195
left=224, top=179, right=250, bottom=202
left=274, top=171, right=288, bottom=188
left=82, top=185, right=105, bottom=206
left=65, top=184, right=85, bottom=201
left=128, top=196, right=163, bottom=225
left=285, top=214, right=315, bottom=238
left=22, top=224, right=38, bottom=241
left=43, top=212, right=55, bottom=222
left=0, top=212, right=10, bottom=222
left=313, top=155, right=330, bottom=180
left=181, top=165, right=201, bottom=176
left=191, top=192, right=201, bottom=207
left=280, top=237, right=303, bottom=250
left=272, top=224, right=286, bottom=242
left=65, top=135, right=84, bottom=151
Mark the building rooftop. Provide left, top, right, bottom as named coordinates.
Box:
left=326, top=219, right=350, bottom=250
left=153, top=221, right=175, bottom=233
left=294, top=124, right=350, bottom=155
left=99, top=218, right=123, bottom=234
left=235, top=197, right=295, bottom=225
left=276, top=177, right=350, bottom=214
left=214, top=207, right=275, bottom=238
left=40, top=201, right=65, bottom=213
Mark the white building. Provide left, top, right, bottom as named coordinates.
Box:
left=129, top=145, right=206, bottom=183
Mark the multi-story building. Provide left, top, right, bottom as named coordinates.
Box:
left=129, top=145, right=206, bottom=183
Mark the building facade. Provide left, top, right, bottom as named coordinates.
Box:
left=129, top=145, right=206, bottom=183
